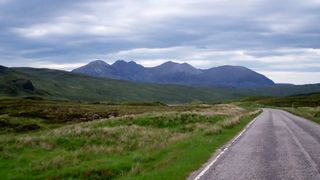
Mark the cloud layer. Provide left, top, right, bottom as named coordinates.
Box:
left=0, top=0, right=319, bottom=84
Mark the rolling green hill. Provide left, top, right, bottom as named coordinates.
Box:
left=0, top=66, right=320, bottom=103
left=0, top=66, right=248, bottom=103
left=243, top=92, right=320, bottom=107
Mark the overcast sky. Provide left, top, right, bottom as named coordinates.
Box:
left=0, top=0, right=319, bottom=84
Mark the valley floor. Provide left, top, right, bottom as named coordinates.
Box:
left=0, top=99, right=259, bottom=179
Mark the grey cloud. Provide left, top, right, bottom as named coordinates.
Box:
left=0, top=0, right=319, bottom=83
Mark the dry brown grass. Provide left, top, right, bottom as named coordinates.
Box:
left=32, top=153, right=82, bottom=171
left=14, top=136, right=55, bottom=150
left=218, top=116, right=241, bottom=128
left=9, top=104, right=255, bottom=154
left=194, top=104, right=246, bottom=116
left=13, top=124, right=187, bottom=154
left=80, top=145, right=119, bottom=154
left=203, top=125, right=222, bottom=136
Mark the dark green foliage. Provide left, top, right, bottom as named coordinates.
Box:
left=8, top=79, right=34, bottom=91
left=82, top=168, right=121, bottom=179
left=102, top=114, right=227, bottom=130
left=15, top=124, right=40, bottom=132
left=0, top=98, right=199, bottom=133
left=0, top=65, right=8, bottom=73
left=0, top=119, right=18, bottom=130
left=243, top=92, right=320, bottom=107
left=0, top=117, right=42, bottom=133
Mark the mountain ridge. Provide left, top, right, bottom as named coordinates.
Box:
left=1, top=65, right=320, bottom=103
left=72, top=60, right=275, bottom=88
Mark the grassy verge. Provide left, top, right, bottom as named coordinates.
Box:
left=127, top=113, right=260, bottom=180
left=282, top=107, right=320, bottom=124
left=238, top=92, right=320, bottom=124
left=0, top=100, right=260, bottom=179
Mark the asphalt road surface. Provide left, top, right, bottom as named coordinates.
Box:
left=195, top=109, right=320, bottom=180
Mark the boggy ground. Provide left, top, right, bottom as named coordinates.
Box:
left=0, top=98, right=260, bottom=179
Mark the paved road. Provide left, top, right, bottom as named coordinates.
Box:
left=196, top=109, right=320, bottom=180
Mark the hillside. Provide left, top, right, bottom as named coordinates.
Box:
left=1, top=66, right=320, bottom=103
left=0, top=66, right=248, bottom=103
left=243, top=92, right=320, bottom=107
left=72, top=60, right=275, bottom=88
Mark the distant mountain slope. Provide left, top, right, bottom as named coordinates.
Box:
left=244, top=92, right=320, bottom=107
left=0, top=66, right=249, bottom=103
left=198, top=65, right=275, bottom=87
left=0, top=65, right=9, bottom=73
left=1, top=65, right=320, bottom=103
left=72, top=60, right=275, bottom=88
left=72, top=60, right=121, bottom=79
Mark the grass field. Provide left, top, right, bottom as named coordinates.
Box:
left=240, top=92, right=320, bottom=124
left=282, top=107, right=320, bottom=124
left=0, top=98, right=260, bottom=179
left=241, top=92, right=320, bottom=107
left=0, top=98, right=198, bottom=134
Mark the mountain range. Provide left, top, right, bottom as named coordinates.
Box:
left=1, top=64, right=320, bottom=103
left=72, top=60, right=275, bottom=88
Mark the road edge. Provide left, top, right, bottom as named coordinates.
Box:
left=187, top=110, right=262, bottom=180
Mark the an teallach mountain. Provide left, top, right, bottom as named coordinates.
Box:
left=72, top=60, right=275, bottom=88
